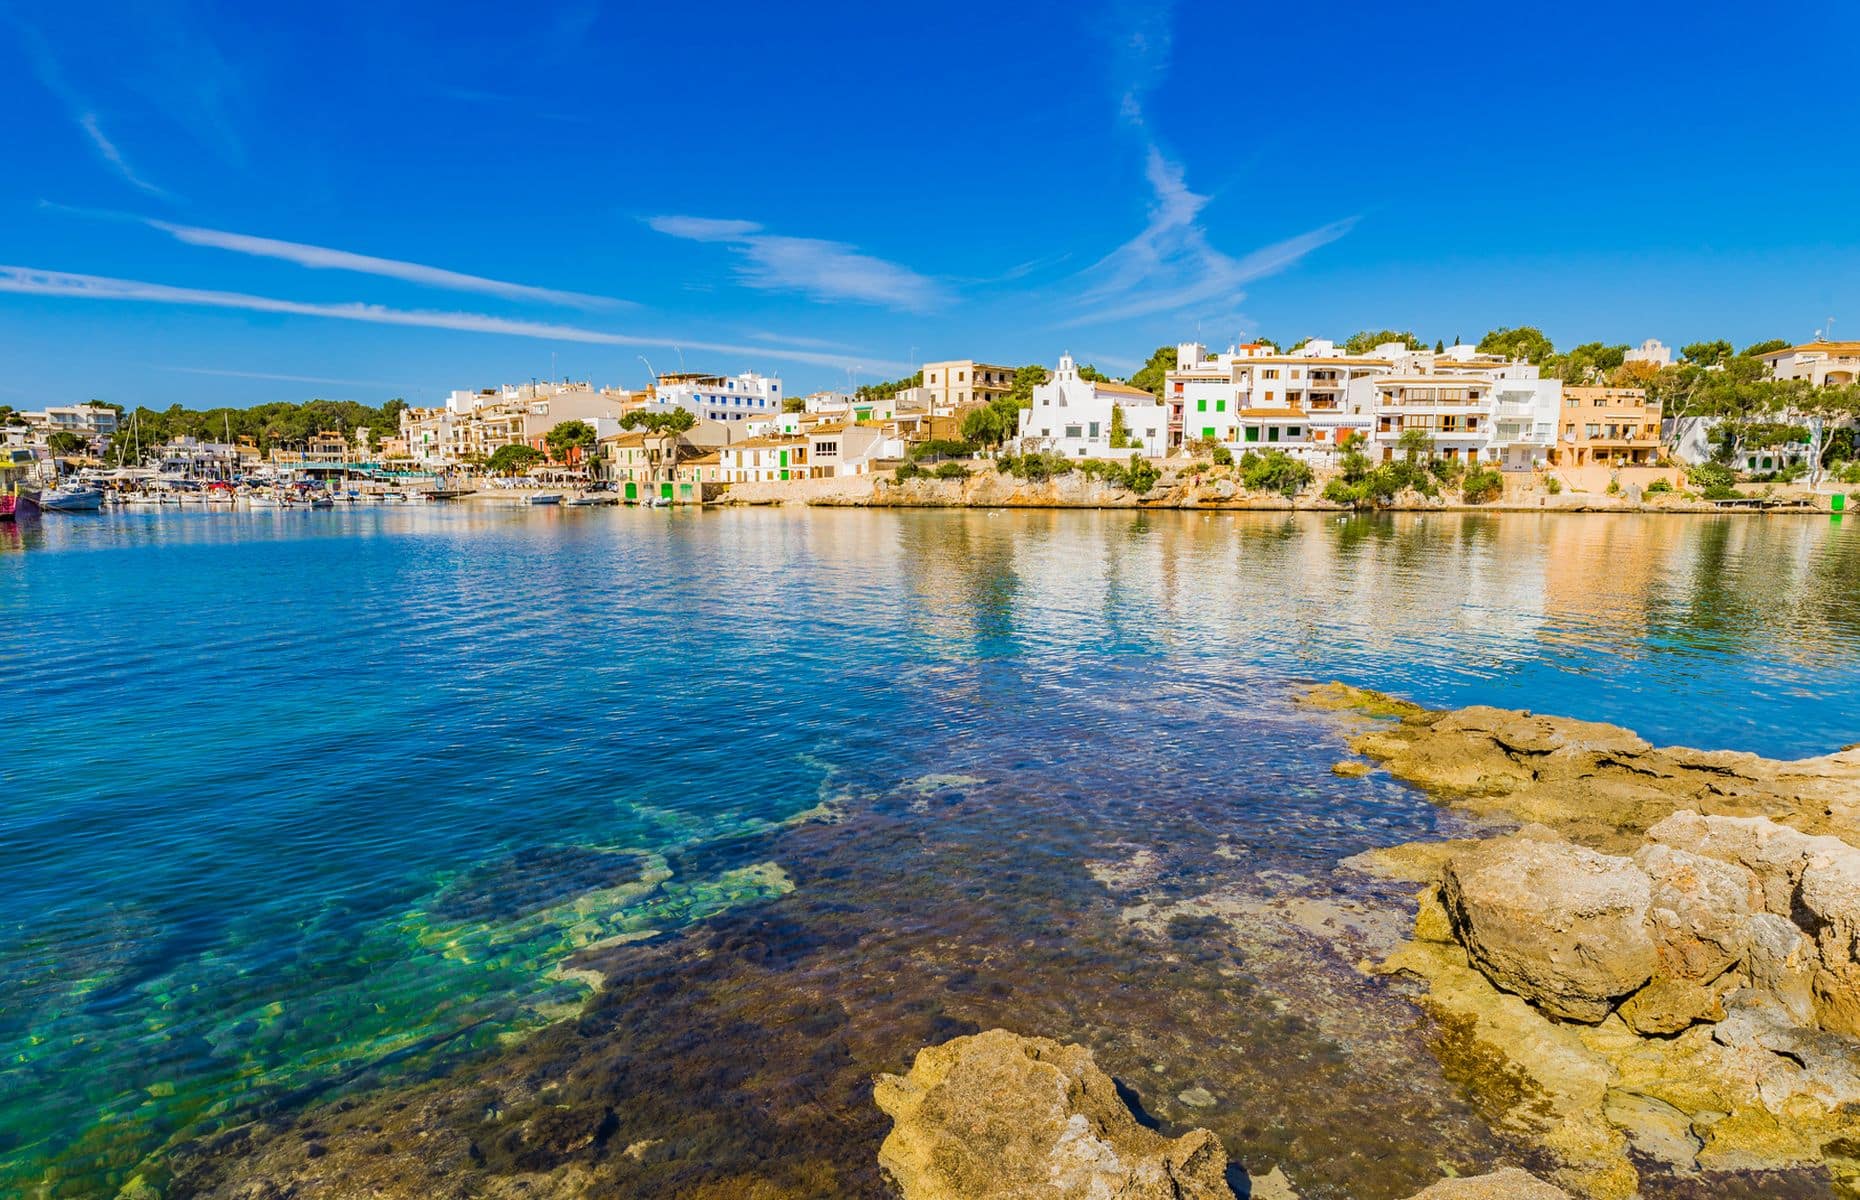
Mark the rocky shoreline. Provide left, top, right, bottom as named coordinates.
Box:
left=718, top=470, right=1842, bottom=514
left=1308, top=684, right=1860, bottom=1198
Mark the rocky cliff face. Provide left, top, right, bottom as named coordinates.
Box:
left=1313, top=684, right=1860, bottom=1198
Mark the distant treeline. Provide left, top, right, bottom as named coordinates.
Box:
left=103, top=398, right=408, bottom=459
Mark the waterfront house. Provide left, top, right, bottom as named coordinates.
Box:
left=21, top=403, right=120, bottom=454
left=1015, top=354, right=1168, bottom=457
left=803, top=421, right=902, bottom=478
left=1165, top=340, right=1395, bottom=459
left=719, top=435, right=810, bottom=483
left=1551, top=388, right=1664, bottom=468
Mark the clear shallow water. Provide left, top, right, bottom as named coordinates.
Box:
left=4, top=507, right=1859, bottom=1198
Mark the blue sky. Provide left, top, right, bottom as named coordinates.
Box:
left=2, top=0, right=1857, bottom=409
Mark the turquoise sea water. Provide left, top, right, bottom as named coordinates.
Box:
left=5, top=507, right=1859, bottom=1197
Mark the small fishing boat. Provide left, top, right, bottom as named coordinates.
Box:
left=528, top=492, right=564, bottom=506
left=564, top=492, right=617, bottom=506
left=0, top=450, right=37, bottom=521
left=307, top=495, right=335, bottom=509
left=40, top=484, right=105, bottom=512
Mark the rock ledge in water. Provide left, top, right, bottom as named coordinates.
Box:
left=873, top=1028, right=1233, bottom=1200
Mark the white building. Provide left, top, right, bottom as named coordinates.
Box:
left=1165, top=340, right=1397, bottom=461
left=1760, top=340, right=1860, bottom=387
left=22, top=403, right=119, bottom=450
left=1623, top=338, right=1673, bottom=368
left=1015, top=355, right=1167, bottom=457
left=649, top=371, right=782, bottom=424
left=1369, top=357, right=1561, bottom=469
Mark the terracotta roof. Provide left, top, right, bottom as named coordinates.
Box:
left=1092, top=380, right=1158, bottom=399
left=682, top=452, right=720, bottom=465
left=809, top=422, right=851, bottom=435
left=1236, top=407, right=1308, bottom=419
left=1765, top=341, right=1860, bottom=359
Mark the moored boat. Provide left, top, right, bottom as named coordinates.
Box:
left=528, top=492, right=564, bottom=505
left=40, top=484, right=105, bottom=512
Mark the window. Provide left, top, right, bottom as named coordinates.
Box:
left=1201, top=426, right=1215, bottom=439
left=1089, top=422, right=1100, bottom=437
left=818, top=442, right=838, bottom=456
left=1585, top=424, right=1601, bottom=438
left=1197, top=398, right=1207, bottom=412
left=1215, top=399, right=1225, bottom=412
left=1264, top=391, right=1275, bottom=403
left=1263, top=369, right=1279, bottom=380
left=1244, top=427, right=1260, bottom=442
left=1174, top=382, right=1184, bottom=394
left=1286, top=427, right=1301, bottom=438
left=1065, top=425, right=1083, bottom=439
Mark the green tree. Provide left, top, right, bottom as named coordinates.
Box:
left=959, top=404, right=1011, bottom=446
left=1007, top=364, right=1049, bottom=404
left=1396, top=428, right=1433, bottom=461
left=46, top=431, right=88, bottom=457
left=1129, top=346, right=1178, bottom=397
left=1476, top=326, right=1554, bottom=364
left=1740, top=339, right=1790, bottom=358
left=1076, top=363, right=1111, bottom=383
left=619, top=408, right=697, bottom=435
left=854, top=371, right=921, bottom=402
left=782, top=397, right=806, bottom=413
left=1108, top=404, right=1130, bottom=449
left=487, top=444, right=545, bottom=475
left=1682, top=339, right=1733, bottom=367
left=1343, top=330, right=1423, bottom=355
left=545, top=419, right=598, bottom=463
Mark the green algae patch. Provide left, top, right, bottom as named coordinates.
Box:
left=5, top=843, right=802, bottom=1200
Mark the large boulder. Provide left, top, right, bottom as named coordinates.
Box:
left=1800, top=844, right=1860, bottom=1037
left=873, top=1029, right=1233, bottom=1200
left=1618, top=844, right=1758, bottom=1033
left=1442, top=837, right=1656, bottom=1022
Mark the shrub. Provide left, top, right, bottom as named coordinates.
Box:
left=931, top=461, right=970, bottom=480
left=892, top=461, right=922, bottom=481
left=997, top=450, right=1075, bottom=482
left=1241, top=449, right=1314, bottom=498
left=1605, top=479, right=1622, bottom=496
left=1687, top=461, right=1740, bottom=500
left=910, top=438, right=975, bottom=462
left=1544, top=476, right=1562, bottom=495
left=1461, top=465, right=1504, bottom=504
left=1211, top=445, right=1234, bottom=466
left=1644, top=478, right=1673, bottom=495
left=1322, top=477, right=1363, bottom=506
left=1428, top=456, right=1464, bottom=483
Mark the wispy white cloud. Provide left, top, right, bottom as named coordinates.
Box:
left=647, top=215, right=949, bottom=312
left=140, top=218, right=627, bottom=309
left=1063, top=148, right=1356, bottom=327
left=0, top=265, right=907, bottom=372
left=748, top=330, right=860, bottom=351
left=158, top=366, right=419, bottom=389
left=8, top=15, right=177, bottom=200
left=1058, top=2, right=1355, bottom=328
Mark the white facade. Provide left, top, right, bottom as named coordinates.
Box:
left=651, top=372, right=782, bottom=424
left=1761, top=341, right=1860, bottom=387
left=23, top=403, right=119, bottom=450
left=1015, top=355, right=1167, bottom=457
left=1370, top=364, right=1561, bottom=468
left=1623, top=338, right=1673, bottom=368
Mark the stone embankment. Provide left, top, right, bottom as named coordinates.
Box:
left=873, top=1028, right=1572, bottom=1200
left=721, top=465, right=1840, bottom=514
left=1310, top=684, right=1860, bottom=1198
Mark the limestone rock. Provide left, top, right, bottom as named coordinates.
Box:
left=1401, top=1168, right=1575, bottom=1198
left=1443, top=837, right=1656, bottom=1022
left=1619, top=844, right=1757, bottom=1033
left=1800, top=843, right=1860, bottom=1037
left=874, top=1029, right=1233, bottom=1200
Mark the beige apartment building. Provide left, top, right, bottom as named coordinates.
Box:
left=920, top=360, right=1015, bottom=412
left=1551, top=387, right=1663, bottom=467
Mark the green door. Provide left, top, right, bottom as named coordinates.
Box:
left=680, top=483, right=693, bottom=499
left=624, top=482, right=637, bottom=501
left=779, top=450, right=789, bottom=468
left=779, top=470, right=789, bottom=481
left=660, top=482, right=672, bottom=500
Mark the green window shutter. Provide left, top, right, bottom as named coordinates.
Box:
left=1244, top=427, right=1260, bottom=443
left=1201, top=427, right=1215, bottom=439
left=1197, top=399, right=1207, bottom=412
left=1268, top=427, right=1280, bottom=442
left=1215, top=400, right=1225, bottom=412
